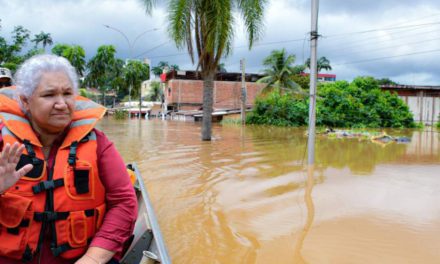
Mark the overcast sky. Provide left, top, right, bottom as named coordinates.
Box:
left=1, top=0, right=440, bottom=85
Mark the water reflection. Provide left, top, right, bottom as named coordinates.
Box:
left=97, top=118, right=440, bottom=263
left=293, top=165, right=316, bottom=263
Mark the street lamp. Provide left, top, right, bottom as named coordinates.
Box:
left=103, top=25, right=158, bottom=117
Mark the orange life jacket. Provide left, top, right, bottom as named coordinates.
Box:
left=0, top=87, right=107, bottom=261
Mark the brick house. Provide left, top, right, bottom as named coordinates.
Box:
left=161, top=70, right=266, bottom=111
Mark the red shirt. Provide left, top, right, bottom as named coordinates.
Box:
left=0, top=124, right=138, bottom=263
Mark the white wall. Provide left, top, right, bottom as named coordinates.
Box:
left=402, top=94, right=440, bottom=124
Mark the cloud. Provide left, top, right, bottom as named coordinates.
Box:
left=1, top=0, right=440, bottom=85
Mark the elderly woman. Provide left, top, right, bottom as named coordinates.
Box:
left=0, top=54, right=137, bottom=264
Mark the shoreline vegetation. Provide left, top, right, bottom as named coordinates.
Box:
left=246, top=76, right=417, bottom=129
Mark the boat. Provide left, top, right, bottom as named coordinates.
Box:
left=121, top=163, right=172, bottom=264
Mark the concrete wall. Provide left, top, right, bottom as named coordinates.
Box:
left=165, top=79, right=266, bottom=110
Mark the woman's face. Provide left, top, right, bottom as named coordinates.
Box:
left=21, top=71, right=75, bottom=134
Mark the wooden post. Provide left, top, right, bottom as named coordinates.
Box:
left=240, top=58, right=247, bottom=125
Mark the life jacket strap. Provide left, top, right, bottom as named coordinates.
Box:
left=34, top=211, right=69, bottom=222
left=7, top=219, right=30, bottom=235
left=51, top=243, right=70, bottom=257
left=68, top=141, right=78, bottom=166
left=34, top=209, right=95, bottom=222
left=22, top=139, right=40, bottom=165
left=51, top=237, right=93, bottom=257
left=32, top=179, right=64, bottom=194
left=21, top=245, right=33, bottom=263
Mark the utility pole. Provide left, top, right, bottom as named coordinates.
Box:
left=240, top=59, right=247, bottom=125
left=307, top=0, right=319, bottom=167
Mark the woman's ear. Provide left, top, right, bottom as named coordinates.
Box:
left=20, top=95, right=31, bottom=113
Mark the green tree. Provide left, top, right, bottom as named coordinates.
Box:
left=151, top=61, right=180, bottom=76
left=32, top=31, right=53, bottom=52
left=146, top=81, right=162, bottom=101
left=0, top=25, right=31, bottom=71
left=217, top=63, right=227, bottom=73
left=51, top=43, right=86, bottom=77
left=123, top=60, right=150, bottom=99
left=257, top=49, right=303, bottom=94
left=123, top=60, right=150, bottom=114
left=305, top=56, right=332, bottom=72
left=248, top=76, right=415, bottom=128
left=85, top=45, right=117, bottom=105
left=141, top=0, right=267, bottom=140
left=376, top=78, right=398, bottom=85
left=63, top=45, right=86, bottom=76
left=51, top=43, right=70, bottom=56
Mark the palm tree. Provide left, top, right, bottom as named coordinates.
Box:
left=123, top=60, right=150, bottom=115
left=151, top=61, right=180, bottom=77
left=152, top=61, right=170, bottom=76
left=51, top=43, right=70, bottom=56
left=85, top=45, right=117, bottom=105
left=32, top=31, right=53, bottom=52
left=257, top=49, right=302, bottom=94
left=140, top=0, right=267, bottom=141
left=146, top=81, right=162, bottom=101
left=217, top=63, right=227, bottom=73
left=63, top=45, right=86, bottom=77
left=305, top=56, right=332, bottom=72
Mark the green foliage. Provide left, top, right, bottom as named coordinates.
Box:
left=152, top=61, right=179, bottom=76
left=85, top=45, right=118, bottom=103
left=146, top=81, right=162, bottom=101
left=0, top=24, right=31, bottom=71
left=31, top=31, right=53, bottom=51
left=257, top=49, right=303, bottom=94
left=248, top=76, right=415, bottom=128
left=51, top=44, right=86, bottom=76
left=305, top=56, right=332, bottom=72
left=291, top=74, right=309, bottom=90
left=414, top=122, right=425, bottom=129
left=114, top=109, right=128, bottom=120
left=220, top=118, right=242, bottom=125
left=376, top=78, right=398, bottom=85
left=123, top=60, right=150, bottom=99
left=247, top=91, right=308, bottom=126
left=79, top=88, right=94, bottom=99
left=51, top=43, right=70, bottom=56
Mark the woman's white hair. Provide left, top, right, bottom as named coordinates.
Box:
left=15, top=54, right=78, bottom=100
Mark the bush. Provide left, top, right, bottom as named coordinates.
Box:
left=247, top=76, right=415, bottom=128
left=114, top=109, right=128, bottom=120
left=79, top=88, right=92, bottom=98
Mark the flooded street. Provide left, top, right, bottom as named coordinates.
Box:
left=97, top=118, right=440, bottom=264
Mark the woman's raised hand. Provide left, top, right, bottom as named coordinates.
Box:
left=0, top=142, right=33, bottom=193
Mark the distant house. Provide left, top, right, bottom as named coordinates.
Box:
left=380, top=84, right=440, bottom=125
left=160, top=70, right=266, bottom=111
left=300, top=72, right=336, bottom=82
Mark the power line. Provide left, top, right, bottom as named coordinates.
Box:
left=134, top=41, right=171, bottom=58
left=325, top=29, right=440, bottom=53
left=324, top=21, right=440, bottom=38
left=335, top=48, right=440, bottom=65
left=322, top=25, right=440, bottom=53
left=330, top=36, right=440, bottom=60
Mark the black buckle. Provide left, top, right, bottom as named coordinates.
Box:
left=34, top=211, right=67, bottom=222
left=68, top=141, right=78, bottom=166
left=32, top=179, right=64, bottom=194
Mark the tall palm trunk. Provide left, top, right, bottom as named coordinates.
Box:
left=201, top=71, right=215, bottom=141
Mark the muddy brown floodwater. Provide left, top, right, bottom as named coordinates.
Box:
left=97, top=117, right=440, bottom=264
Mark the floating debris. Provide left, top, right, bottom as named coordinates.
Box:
left=313, top=128, right=411, bottom=146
